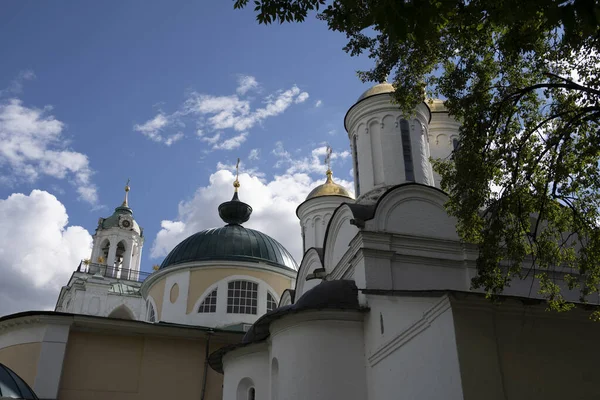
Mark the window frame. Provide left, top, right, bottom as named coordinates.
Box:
left=266, top=292, right=278, bottom=313
left=227, top=280, right=259, bottom=315
left=198, top=287, right=218, bottom=313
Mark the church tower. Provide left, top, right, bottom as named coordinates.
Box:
left=89, top=180, right=144, bottom=280
left=344, top=82, right=434, bottom=200
left=297, top=150, right=354, bottom=253
left=55, top=181, right=147, bottom=320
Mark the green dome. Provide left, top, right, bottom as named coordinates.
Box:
left=159, top=225, right=298, bottom=271
left=99, top=205, right=141, bottom=235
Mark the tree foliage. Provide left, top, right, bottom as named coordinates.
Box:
left=234, top=0, right=600, bottom=314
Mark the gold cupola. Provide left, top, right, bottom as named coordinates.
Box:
left=305, top=169, right=353, bottom=201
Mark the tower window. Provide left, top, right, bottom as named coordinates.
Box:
left=352, top=135, right=360, bottom=196
left=267, top=292, right=277, bottom=313
left=198, top=288, right=218, bottom=313
left=452, top=138, right=459, bottom=150
left=248, top=388, right=255, bottom=400
left=400, top=120, right=414, bottom=181
left=227, top=280, right=258, bottom=314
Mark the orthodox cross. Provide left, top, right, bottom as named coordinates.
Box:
left=325, top=145, right=333, bottom=170
left=234, top=158, right=241, bottom=191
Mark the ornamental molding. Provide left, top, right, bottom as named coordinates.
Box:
left=368, top=295, right=451, bottom=367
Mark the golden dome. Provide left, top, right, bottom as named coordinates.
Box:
left=306, top=170, right=353, bottom=200
left=427, top=98, right=447, bottom=112
left=356, top=82, right=395, bottom=102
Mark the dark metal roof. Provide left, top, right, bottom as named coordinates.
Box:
left=159, top=224, right=298, bottom=271
left=0, top=363, right=38, bottom=399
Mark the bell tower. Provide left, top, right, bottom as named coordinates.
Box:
left=90, top=180, right=144, bottom=280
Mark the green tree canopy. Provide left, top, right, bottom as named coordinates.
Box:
left=234, top=0, right=600, bottom=315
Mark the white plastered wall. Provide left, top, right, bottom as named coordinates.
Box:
left=363, top=294, right=464, bottom=400
left=345, top=96, right=431, bottom=196
left=323, top=206, right=359, bottom=274
left=294, top=249, right=324, bottom=300
left=269, top=311, right=367, bottom=400
left=222, top=343, right=269, bottom=400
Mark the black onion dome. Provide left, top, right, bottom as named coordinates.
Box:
left=218, top=192, right=252, bottom=225
left=159, top=225, right=298, bottom=271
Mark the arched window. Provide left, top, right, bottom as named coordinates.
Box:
left=236, top=378, right=255, bottom=400
left=266, top=292, right=277, bottom=313
left=352, top=135, right=360, bottom=196
left=227, top=280, right=258, bottom=314
left=198, top=288, right=218, bottom=313
left=452, top=138, right=459, bottom=151
left=147, top=300, right=156, bottom=322
left=400, top=120, right=414, bottom=181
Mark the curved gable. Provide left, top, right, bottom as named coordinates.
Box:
left=294, top=248, right=324, bottom=299
left=323, top=205, right=360, bottom=274
left=374, top=184, right=458, bottom=240
left=279, top=289, right=295, bottom=307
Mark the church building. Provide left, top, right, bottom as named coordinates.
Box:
left=1, top=82, right=600, bottom=400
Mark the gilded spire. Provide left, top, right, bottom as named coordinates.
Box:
left=122, top=178, right=130, bottom=207
left=304, top=146, right=353, bottom=200
left=325, top=144, right=332, bottom=172
left=233, top=158, right=241, bottom=192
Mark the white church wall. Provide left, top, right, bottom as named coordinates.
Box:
left=222, top=343, right=269, bottom=400
left=298, top=196, right=350, bottom=253
left=269, top=311, right=367, bottom=400
left=185, top=274, right=280, bottom=328
left=374, top=185, right=459, bottom=241
left=364, top=295, right=464, bottom=400
left=294, top=249, right=323, bottom=299
left=105, top=293, right=144, bottom=320
left=324, top=207, right=359, bottom=274
left=428, top=108, right=461, bottom=189
left=160, top=269, right=190, bottom=324
left=345, top=95, right=431, bottom=195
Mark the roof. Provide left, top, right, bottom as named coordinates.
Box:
left=305, top=170, right=353, bottom=201
left=159, top=224, right=298, bottom=271
left=99, top=205, right=141, bottom=235
left=0, top=310, right=246, bottom=337
left=356, top=82, right=395, bottom=102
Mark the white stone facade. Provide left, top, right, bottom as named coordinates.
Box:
left=218, top=89, right=598, bottom=400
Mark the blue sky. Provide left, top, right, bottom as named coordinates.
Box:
left=0, top=1, right=375, bottom=314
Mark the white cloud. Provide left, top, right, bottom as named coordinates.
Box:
left=213, top=132, right=248, bottom=150
left=295, top=92, right=309, bottom=103
left=133, top=113, right=185, bottom=146
left=248, top=148, right=260, bottom=160
left=315, top=100, right=323, bottom=107
left=0, top=70, right=36, bottom=97
left=135, top=79, right=309, bottom=148
left=201, top=132, right=221, bottom=145
left=151, top=149, right=354, bottom=264
left=151, top=170, right=351, bottom=264
left=164, top=132, right=184, bottom=146
left=0, top=190, right=92, bottom=316
left=0, top=98, right=98, bottom=204
left=272, top=141, right=350, bottom=175
left=237, top=75, right=259, bottom=95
